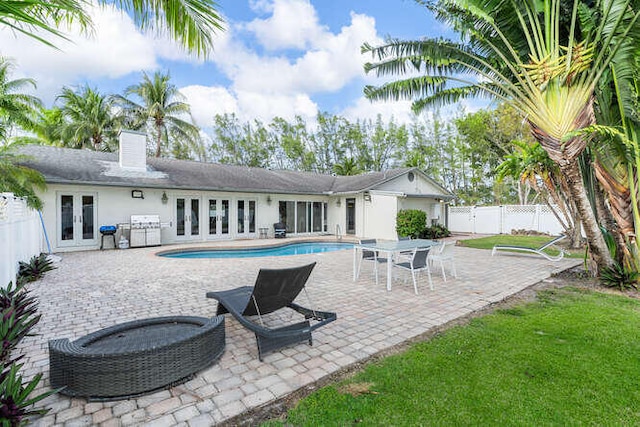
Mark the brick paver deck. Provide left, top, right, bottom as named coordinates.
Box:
left=16, top=237, right=579, bottom=426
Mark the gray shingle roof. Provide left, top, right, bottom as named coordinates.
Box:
left=18, top=145, right=450, bottom=196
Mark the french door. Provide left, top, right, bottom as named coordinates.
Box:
left=176, top=197, right=201, bottom=240
left=236, top=199, right=256, bottom=237
left=57, top=192, right=98, bottom=247
left=207, top=198, right=230, bottom=239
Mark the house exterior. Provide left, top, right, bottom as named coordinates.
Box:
left=20, top=131, right=454, bottom=252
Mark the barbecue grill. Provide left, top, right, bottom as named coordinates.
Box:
left=99, top=225, right=117, bottom=250
left=130, top=215, right=161, bottom=248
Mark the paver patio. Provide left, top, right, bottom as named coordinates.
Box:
left=16, top=236, right=580, bottom=426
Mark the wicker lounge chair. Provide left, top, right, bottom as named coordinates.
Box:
left=491, top=235, right=567, bottom=261
left=273, top=222, right=286, bottom=238
left=206, top=262, right=336, bottom=361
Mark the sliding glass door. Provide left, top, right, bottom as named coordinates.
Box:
left=278, top=200, right=327, bottom=234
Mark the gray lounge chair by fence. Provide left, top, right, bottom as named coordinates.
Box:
left=491, top=235, right=567, bottom=261
left=206, top=262, right=336, bottom=361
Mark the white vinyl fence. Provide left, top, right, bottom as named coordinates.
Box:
left=0, top=193, right=43, bottom=286
left=448, top=205, right=565, bottom=235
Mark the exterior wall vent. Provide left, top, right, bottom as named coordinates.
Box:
left=119, top=130, right=147, bottom=171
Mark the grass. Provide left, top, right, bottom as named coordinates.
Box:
left=458, top=234, right=583, bottom=258
left=266, top=288, right=640, bottom=426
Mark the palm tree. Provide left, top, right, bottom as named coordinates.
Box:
left=333, top=157, right=363, bottom=176
left=362, top=0, right=640, bottom=270
left=0, top=0, right=223, bottom=56
left=114, top=71, right=201, bottom=157
left=0, top=57, right=42, bottom=141
left=0, top=142, right=46, bottom=210
left=496, top=140, right=581, bottom=247
left=57, top=86, right=120, bottom=151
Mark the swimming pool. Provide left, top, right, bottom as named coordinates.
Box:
left=158, top=242, right=354, bottom=259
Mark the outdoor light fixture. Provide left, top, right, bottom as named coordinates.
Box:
left=131, top=190, right=144, bottom=199
left=161, top=191, right=168, bottom=204
left=336, top=198, right=341, bottom=207
left=364, top=191, right=371, bottom=202
left=266, top=195, right=272, bottom=205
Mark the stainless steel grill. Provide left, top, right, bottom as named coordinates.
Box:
left=130, top=215, right=161, bottom=247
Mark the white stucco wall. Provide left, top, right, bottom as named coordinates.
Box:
left=376, top=172, right=447, bottom=196
left=39, top=184, right=338, bottom=252
left=399, top=198, right=444, bottom=225
left=363, top=193, right=399, bottom=240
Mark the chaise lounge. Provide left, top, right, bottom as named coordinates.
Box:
left=206, top=262, right=336, bottom=361
left=491, top=234, right=567, bottom=261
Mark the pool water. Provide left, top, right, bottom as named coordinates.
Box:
left=159, top=242, right=353, bottom=259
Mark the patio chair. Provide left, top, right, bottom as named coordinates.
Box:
left=429, top=241, right=457, bottom=281
left=491, top=235, right=567, bottom=261
left=206, top=262, right=336, bottom=361
left=356, top=239, right=387, bottom=284
left=273, top=222, right=286, bottom=238
left=393, top=247, right=433, bottom=295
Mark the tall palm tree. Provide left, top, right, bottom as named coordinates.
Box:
left=57, top=85, right=120, bottom=151
left=0, top=0, right=223, bottom=56
left=0, top=57, right=42, bottom=141
left=362, top=0, right=640, bottom=270
left=114, top=71, right=201, bottom=157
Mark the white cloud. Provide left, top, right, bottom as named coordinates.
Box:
left=0, top=2, right=200, bottom=103
left=244, top=0, right=324, bottom=50
left=179, top=85, right=239, bottom=126
left=341, top=96, right=415, bottom=124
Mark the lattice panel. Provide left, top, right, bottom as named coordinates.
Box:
left=505, top=205, right=536, bottom=214
left=449, top=206, right=472, bottom=214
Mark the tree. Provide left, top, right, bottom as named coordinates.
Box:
left=114, top=71, right=201, bottom=157
left=496, top=140, right=582, bottom=247
left=0, top=57, right=41, bottom=141
left=57, top=85, right=120, bottom=151
left=0, top=0, right=223, bottom=56
left=209, top=114, right=272, bottom=167
left=0, top=142, right=46, bottom=210
left=333, top=158, right=363, bottom=176
left=361, top=0, right=640, bottom=270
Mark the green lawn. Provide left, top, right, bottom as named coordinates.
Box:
left=266, top=288, right=640, bottom=426
left=458, top=234, right=583, bottom=258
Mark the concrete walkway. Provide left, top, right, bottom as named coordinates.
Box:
left=17, top=237, right=579, bottom=426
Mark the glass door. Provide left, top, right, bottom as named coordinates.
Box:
left=57, top=193, right=97, bottom=247
left=207, top=198, right=230, bottom=239
left=236, top=199, right=256, bottom=237
left=346, top=198, right=356, bottom=235
left=176, top=196, right=201, bottom=240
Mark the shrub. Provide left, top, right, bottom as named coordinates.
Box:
left=600, top=264, right=640, bottom=291
left=396, top=210, right=427, bottom=239
left=1, top=274, right=54, bottom=424
left=18, top=254, right=54, bottom=283
left=420, top=224, right=451, bottom=239
left=0, top=362, right=55, bottom=425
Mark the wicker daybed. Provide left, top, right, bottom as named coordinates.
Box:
left=49, top=315, right=225, bottom=400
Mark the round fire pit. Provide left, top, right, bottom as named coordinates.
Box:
left=49, top=315, right=225, bottom=400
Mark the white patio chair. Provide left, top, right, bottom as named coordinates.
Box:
left=356, top=239, right=387, bottom=284
left=393, top=247, right=433, bottom=295
left=429, top=241, right=457, bottom=281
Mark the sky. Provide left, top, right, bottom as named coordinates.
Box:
left=0, top=0, right=471, bottom=129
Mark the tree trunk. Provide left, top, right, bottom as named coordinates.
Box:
left=155, top=125, right=162, bottom=157
left=559, top=160, right=614, bottom=271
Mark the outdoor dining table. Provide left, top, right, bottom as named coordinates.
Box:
left=353, top=239, right=438, bottom=291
